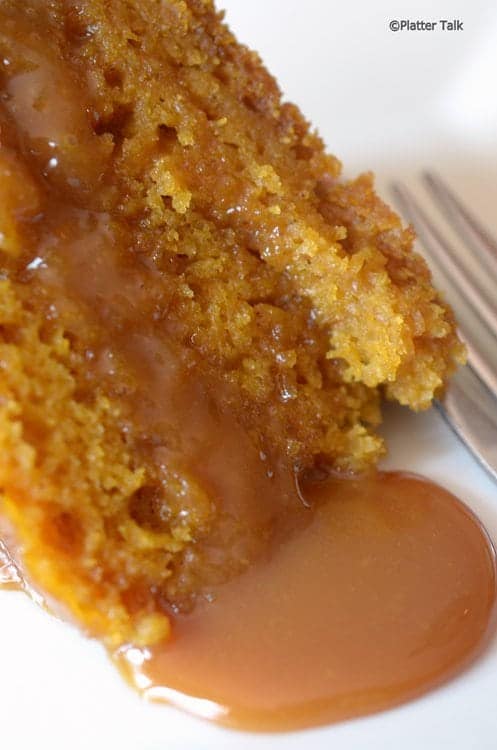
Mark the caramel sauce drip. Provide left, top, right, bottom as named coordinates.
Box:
left=117, top=472, right=496, bottom=731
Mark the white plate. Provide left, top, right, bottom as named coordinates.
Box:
left=2, top=1, right=497, bottom=748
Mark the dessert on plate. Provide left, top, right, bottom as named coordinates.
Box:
left=2, top=0, right=489, bottom=733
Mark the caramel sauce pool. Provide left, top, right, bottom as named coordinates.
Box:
left=113, top=472, right=496, bottom=731
left=3, top=471, right=495, bottom=730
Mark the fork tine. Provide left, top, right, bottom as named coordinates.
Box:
left=458, top=332, right=497, bottom=401
left=423, top=171, right=497, bottom=268
left=391, top=182, right=497, bottom=342
left=437, top=365, right=497, bottom=483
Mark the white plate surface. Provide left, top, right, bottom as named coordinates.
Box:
left=2, top=1, right=497, bottom=748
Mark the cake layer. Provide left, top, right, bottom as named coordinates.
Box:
left=0, top=0, right=464, bottom=646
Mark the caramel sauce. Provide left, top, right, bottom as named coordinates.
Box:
left=1, top=471, right=495, bottom=730
left=116, top=472, right=496, bottom=731
left=24, top=203, right=312, bottom=608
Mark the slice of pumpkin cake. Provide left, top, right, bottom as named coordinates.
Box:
left=0, top=0, right=463, bottom=648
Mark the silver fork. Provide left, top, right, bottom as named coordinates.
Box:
left=391, top=172, right=497, bottom=482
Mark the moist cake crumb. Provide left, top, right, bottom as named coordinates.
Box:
left=0, top=0, right=464, bottom=647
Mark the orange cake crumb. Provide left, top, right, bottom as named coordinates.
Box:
left=0, top=0, right=464, bottom=647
